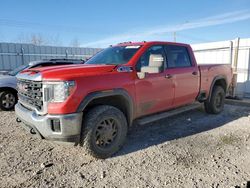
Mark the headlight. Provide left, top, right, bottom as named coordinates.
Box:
left=43, top=81, right=76, bottom=103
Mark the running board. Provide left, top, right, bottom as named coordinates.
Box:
left=136, top=102, right=201, bottom=125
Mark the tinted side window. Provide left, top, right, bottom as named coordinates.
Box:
left=165, top=45, right=192, bottom=68
left=136, top=45, right=165, bottom=71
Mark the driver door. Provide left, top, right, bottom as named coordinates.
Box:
left=135, top=45, right=174, bottom=117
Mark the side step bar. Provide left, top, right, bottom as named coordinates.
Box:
left=136, top=102, right=201, bottom=125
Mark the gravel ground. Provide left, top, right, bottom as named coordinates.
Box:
left=0, top=104, right=250, bottom=188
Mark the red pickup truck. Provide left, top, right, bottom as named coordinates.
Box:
left=15, top=41, right=232, bottom=158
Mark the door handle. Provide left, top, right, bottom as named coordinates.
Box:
left=165, top=74, right=173, bottom=79
left=192, top=71, right=198, bottom=75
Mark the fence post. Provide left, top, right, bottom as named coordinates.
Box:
left=229, top=41, right=233, bottom=65
left=21, top=47, right=25, bottom=65
left=232, top=37, right=240, bottom=97
left=248, top=48, right=250, bottom=81
left=65, top=49, right=68, bottom=58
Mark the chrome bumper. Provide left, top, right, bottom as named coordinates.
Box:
left=15, top=103, right=83, bottom=143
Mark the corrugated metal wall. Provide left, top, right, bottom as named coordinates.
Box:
left=193, top=45, right=232, bottom=65
left=0, top=42, right=102, bottom=71
left=191, top=38, right=250, bottom=98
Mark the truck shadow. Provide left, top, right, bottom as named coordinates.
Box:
left=114, top=105, right=250, bottom=157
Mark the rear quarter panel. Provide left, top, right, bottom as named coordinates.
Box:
left=199, top=64, right=233, bottom=98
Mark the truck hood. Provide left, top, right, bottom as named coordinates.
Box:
left=21, top=64, right=117, bottom=81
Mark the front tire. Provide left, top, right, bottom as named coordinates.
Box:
left=0, top=90, right=17, bottom=111
left=204, top=86, right=225, bottom=114
left=81, top=105, right=128, bottom=159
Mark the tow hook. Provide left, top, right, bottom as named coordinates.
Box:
left=16, top=118, right=21, bottom=123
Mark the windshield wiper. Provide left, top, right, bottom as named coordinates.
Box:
left=104, top=63, right=120, bottom=65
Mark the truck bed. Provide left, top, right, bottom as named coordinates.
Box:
left=198, top=64, right=233, bottom=97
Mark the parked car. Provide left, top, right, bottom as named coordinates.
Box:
left=15, top=41, right=233, bottom=158
left=0, top=59, right=84, bottom=111
left=0, top=70, right=11, bottom=75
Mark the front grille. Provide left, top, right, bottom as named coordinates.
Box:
left=17, top=79, right=43, bottom=111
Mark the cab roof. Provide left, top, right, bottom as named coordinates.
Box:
left=115, top=41, right=190, bottom=47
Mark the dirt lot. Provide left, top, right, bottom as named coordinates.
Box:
left=0, top=104, right=250, bottom=188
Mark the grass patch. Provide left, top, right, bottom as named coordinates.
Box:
left=220, top=134, right=240, bottom=145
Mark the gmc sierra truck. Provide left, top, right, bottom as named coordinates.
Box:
left=15, top=41, right=232, bottom=158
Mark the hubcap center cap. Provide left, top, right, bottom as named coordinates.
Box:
left=95, top=118, right=118, bottom=147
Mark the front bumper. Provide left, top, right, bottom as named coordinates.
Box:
left=15, top=102, right=83, bottom=143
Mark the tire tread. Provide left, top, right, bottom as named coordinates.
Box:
left=81, top=105, right=127, bottom=159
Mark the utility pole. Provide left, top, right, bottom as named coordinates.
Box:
left=173, top=32, right=176, bottom=42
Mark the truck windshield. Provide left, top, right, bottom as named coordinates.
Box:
left=85, top=46, right=141, bottom=65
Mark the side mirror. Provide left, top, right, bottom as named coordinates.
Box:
left=137, top=72, right=146, bottom=79
left=137, top=54, right=164, bottom=79
left=149, top=54, right=164, bottom=67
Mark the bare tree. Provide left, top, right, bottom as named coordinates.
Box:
left=49, top=34, right=62, bottom=46
left=70, top=38, right=81, bottom=47
left=30, top=34, right=44, bottom=45
left=16, top=33, right=28, bottom=43
left=16, top=33, right=46, bottom=45
left=15, top=33, right=63, bottom=46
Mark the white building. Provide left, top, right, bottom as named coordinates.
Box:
left=191, top=38, right=250, bottom=98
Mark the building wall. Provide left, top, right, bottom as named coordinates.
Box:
left=237, top=39, right=250, bottom=97
left=0, top=42, right=101, bottom=71
left=1, top=40, right=250, bottom=98
left=192, top=41, right=233, bottom=65
left=191, top=38, right=250, bottom=98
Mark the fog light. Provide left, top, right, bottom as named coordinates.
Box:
left=51, top=119, right=61, bottom=132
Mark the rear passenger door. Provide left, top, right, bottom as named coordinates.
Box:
left=164, top=45, right=199, bottom=107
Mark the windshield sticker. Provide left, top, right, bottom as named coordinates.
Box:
left=125, top=46, right=141, bottom=49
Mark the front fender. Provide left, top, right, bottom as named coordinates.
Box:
left=76, top=88, right=134, bottom=126
left=0, top=83, right=17, bottom=91
left=0, top=77, right=17, bottom=90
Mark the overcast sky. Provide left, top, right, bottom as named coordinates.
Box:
left=0, top=0, right=250, bottom=47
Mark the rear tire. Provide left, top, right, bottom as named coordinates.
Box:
left=204, top=86, right=225, bottom=114
left=81, top=105, right=128, bottom=159
left=0, top=90, right=17, bottom=111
